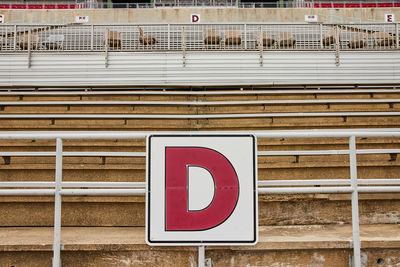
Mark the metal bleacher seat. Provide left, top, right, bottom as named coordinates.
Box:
left=255, top=31, right=275, bottom=48
left=372, top=32, right=396, bottom=48
left=277, top=32, right=296, bottom=48
left=43, top=34, right=64, bottom=50
left=348, top=33, right=367, bottom=49
left=137, top=26, right=157, bottom=49
left=224, top=30, right=242, bottom=48
left=203, top=29, right=221, bottom=48
left=103, top=29, right=122, bottom=50
left=17, top=33, right=39, bottom=50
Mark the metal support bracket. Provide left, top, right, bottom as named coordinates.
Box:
left=198, top=246, right=212, bottom=267
left=258, top=27, right=263, bottom=67
left=182, top=27, right=186, bottom=67
left=335, top=25, right=340, bottom=67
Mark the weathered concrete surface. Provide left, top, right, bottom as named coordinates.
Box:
left=0, top=196, right=399, bottom=226
left=0, top=8, right=399, bottom=24
left=0, top=225, right=399, bottom=266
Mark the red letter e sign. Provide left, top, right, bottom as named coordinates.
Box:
left=147, top=135, right=257, bottom=245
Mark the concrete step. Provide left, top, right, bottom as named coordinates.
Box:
left=0, top=225, right=399, bottom=266
left=0, top=116, right=399, bottom=130
left=0, top=103, right=398, bottom=114
left=0, top=194, right=399, bottom=227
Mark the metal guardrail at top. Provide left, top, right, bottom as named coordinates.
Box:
left=0, top=130, right=400, bottom=267
left=0, top=0, right=400, bottom=9
left=0, top=23, right=399, bottom=53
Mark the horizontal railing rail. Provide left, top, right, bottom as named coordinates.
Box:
left=0, top=23, right=399, bottom=53
left=0, top=99, right=399, bottom=105
left=0, top=88, right=399, bottom=95
left=0, top=130, right=399, bottom=267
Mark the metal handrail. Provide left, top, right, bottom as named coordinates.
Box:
left=0, top=130, right=399, bottom=266
left=0, top=99, right=399, bottom=105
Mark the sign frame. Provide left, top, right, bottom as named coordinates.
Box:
left=146, top=134, right=258, bottom=246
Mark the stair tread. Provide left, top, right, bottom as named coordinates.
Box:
left=1, top=224, right=399, bottom=251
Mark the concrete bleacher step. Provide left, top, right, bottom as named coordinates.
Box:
left=0, top=116, right=399, bottom=130
left=0, top=193, right=400, bottom=227
left=0, top=225, right=399, bottom=266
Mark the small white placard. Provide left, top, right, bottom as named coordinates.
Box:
left=190, top=14, right=200, bottom=23
left=385, top=14, right=395, bottom=23
left=0, top=15, right=4, bottom=24
left=75, top=16, right=89, bottom=23
left=305, top=15, right=318, bottom=22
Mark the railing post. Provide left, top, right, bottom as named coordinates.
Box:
left=319, top=23, right=323, bottom=49
left=349, top=136, right=361, bottom=267
left=91, top=24, right=94, bottom=51
left=182, top=26, right=186, bottom=67
left=396, top=23, right=399, bottom=49
left=105, top=29, right=109, bottom=68
left=13, top=25, right=17, bottom=51
left=198, top=246, right=205, bottom=267
left=27, top=28, right=31, bottom=68
left=52, top=138, right=63, bottom=267
left=244, top=24, right=247, bottom=50
left=167, top=24, right=170, bottom=50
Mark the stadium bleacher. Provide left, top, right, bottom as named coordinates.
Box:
left=0, top=86, right=399, bottom=266
left=0, top=0, right=399, bottom=265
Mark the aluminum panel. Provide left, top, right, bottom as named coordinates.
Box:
left=0, top=51, right=398, bottom=87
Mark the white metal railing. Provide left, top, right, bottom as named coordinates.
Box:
left=0, top=130, right=400, bottom=267
left=0, top=23, right=399, bottom=52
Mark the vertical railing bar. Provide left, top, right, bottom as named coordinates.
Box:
left=27, top=28, right=31, bottom=68
left=319, top=23, right=323, bottom=49
left=13, top=25, right=17, bottom=51
left=349, top=135, right=361, bottom=267
left=198, top=245, right=205, bottom=267
left=244, top=23, right=247, bottom=50
left=396, top=23, right=399, bottom=49
left=52, top=138, right=63, bottom=267
left=167, top=23, right=170, bottom=50
left=91, top=24, right=94, bottom=51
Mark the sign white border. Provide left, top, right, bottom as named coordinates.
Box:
left=146, top=134, right=258, bottom=246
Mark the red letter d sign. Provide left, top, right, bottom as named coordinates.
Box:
left=191, top=14, right=200, bottom=23
left=147, top=135, right=257, bottom=245
left=165, top=147, right=239, bottom=231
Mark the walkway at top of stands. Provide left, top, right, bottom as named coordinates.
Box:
left=0, top=22, right=399, bottom=52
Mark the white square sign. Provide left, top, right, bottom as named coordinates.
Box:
left=75, top=16, right=89, bottom=23
left=146, top=134, right=257, bottom=246
left=385, top=14, right=395, bottom=23
left=305, top=15, right=318, bottom=22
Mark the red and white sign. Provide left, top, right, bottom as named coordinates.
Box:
left=0, top=15, right=4, bottom=24
left=146, top=135, right=257, bottom=246
left=75, top=16, right=89, bottom=23
left=305, top=15, right=318, bottom=22
left=385, top=14, right=395, bottom=23
left=191, top=14, right=200, bottom=23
